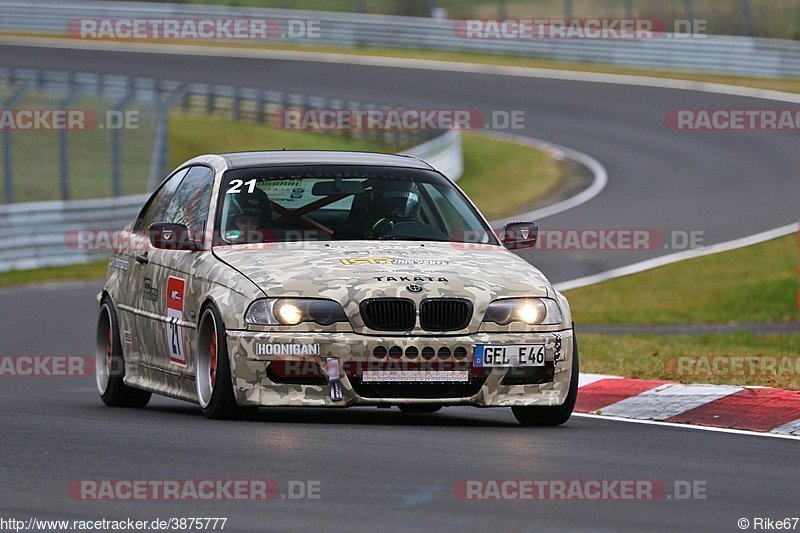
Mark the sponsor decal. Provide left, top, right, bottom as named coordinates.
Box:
left=340, top=257, right=450, bottom=266
left=339, top=257, right=394, bottom=265
left=165, top=277, right=187, bottom=366
left=374, top=276, right=449, bottom=282
left=255, top=343, right=321, bottom=356
left=109, top=257, right=129, bottom=272
left=393, top=259, right=450, bottom=265
left=552, top=333, right=562, bottom=361
left=142, top=278, right=159, bottom=302
left=123, top=330, right=133, bottom=345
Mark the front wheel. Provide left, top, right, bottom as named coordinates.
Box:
left=196, top=306, right=257, bottom=420
left=512, top=336, right=579, bottom=427
left=96, top=300, right=151, bottom=408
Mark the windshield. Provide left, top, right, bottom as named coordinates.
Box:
left=216, top=165, right=498, bottom=245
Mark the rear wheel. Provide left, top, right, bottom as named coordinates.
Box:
left=398, top=405, right=442, bottom=414
left=196, top=306, right=257, bottom=420
left=512, top=336, right=579, bottom=427
left=96, top=300, right=151, bottom=407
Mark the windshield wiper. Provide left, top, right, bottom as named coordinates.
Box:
left=377, top=236, right=452, bottom=242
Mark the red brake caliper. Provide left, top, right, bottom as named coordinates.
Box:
left=209, top=331, right=217, bottom=389
left=106, top=328, right=113, bottom=371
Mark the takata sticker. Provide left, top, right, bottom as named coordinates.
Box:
left=165, top=276, right=187, bottom=366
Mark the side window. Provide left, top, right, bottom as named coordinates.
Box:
left=134, top=168, right=189, bottom=232
left=164, top=166, right=215, bottom=239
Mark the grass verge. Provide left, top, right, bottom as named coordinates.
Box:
left=458, top=133, right=561, bottom=219
left=565, top=234, right=799, bottom=325
left=580, top=332, right=800, bottom=390
left=0, top=260, right=109, bottom=288
left=569, top=234, right=800, bottom=389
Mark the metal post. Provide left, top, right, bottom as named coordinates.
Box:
left=111, top=77, right=136, bottom=197
left=2, top=82, right=31, bottom=204
left=205, top=83, right=214, bottom=115
left=147, top=83, right=186, bottom=191
left=58, top=74, right=80, bottom=201
left=160, top=112, right=170, bottom=179
left=256, top=90, right=265, bottom=123
left=355, top=0, right=364, bottom=13
left=498, top=0, right=507, bottom=19
left=564, top=0, right=573, bottom=19
left=797, top=0, right=800, bottom=39
left=742, top=0, right=752, bottom=36
left=625, top=0, right=633, bottom=19
left=231, top=86, right=240, bottom=122
left=685, top=0, right=694, bottom=34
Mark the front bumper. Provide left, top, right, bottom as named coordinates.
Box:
left=227, top=329, right=573, bottom=407
left=227, top=329, right=575, bottom=407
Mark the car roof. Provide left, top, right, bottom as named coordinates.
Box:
left=217, top=151, right=435, bottom=170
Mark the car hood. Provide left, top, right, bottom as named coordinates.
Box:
left=213, top=241, right=552, bottom=332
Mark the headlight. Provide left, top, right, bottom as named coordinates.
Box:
left=245, top=298, right=348, bottom=326
left=482, top=298, right=563, bottom=326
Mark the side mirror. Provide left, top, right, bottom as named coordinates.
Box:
left=501, top=221, right=538, bottom=250
left=149, top=223, right=203, bottom=251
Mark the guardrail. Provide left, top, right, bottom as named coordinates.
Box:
left=0, top=66, right=463, bottom=272
left=0, top=193, right=148, bottom=272
left=2, top=1, right=800, bottom=78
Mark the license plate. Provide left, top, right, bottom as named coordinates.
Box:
left=473, top=344, right=545, bottom=367
left=361, top=370, right=470, bottom=382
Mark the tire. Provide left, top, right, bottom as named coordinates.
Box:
left=512, top=336, right=579, bottom=427
left=196, top=306, right=257, bottom=420
left=398, top=405, right=443, bottom=414
left=96, top=300, right=151, bottom=408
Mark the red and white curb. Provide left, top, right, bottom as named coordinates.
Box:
left=577, top=373, right=800, bottom=437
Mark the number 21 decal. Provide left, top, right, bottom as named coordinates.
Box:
left=165, top=276, right=187, bottom=366
left=226, top=179, right=257, bottom=194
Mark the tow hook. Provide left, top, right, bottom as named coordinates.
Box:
left=325, top=357, right=343, bottom=401
left=551, top=333, right=563, bottom=363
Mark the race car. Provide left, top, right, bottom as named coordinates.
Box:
left=96, top=151, right=578, bottom=425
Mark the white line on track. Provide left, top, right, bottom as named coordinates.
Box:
left=483, top=131, right=608, bottom=226
left=555, top=222, right=798, bottom=291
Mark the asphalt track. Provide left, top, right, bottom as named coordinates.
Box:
left=1, top=43, right=799, bottom=531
